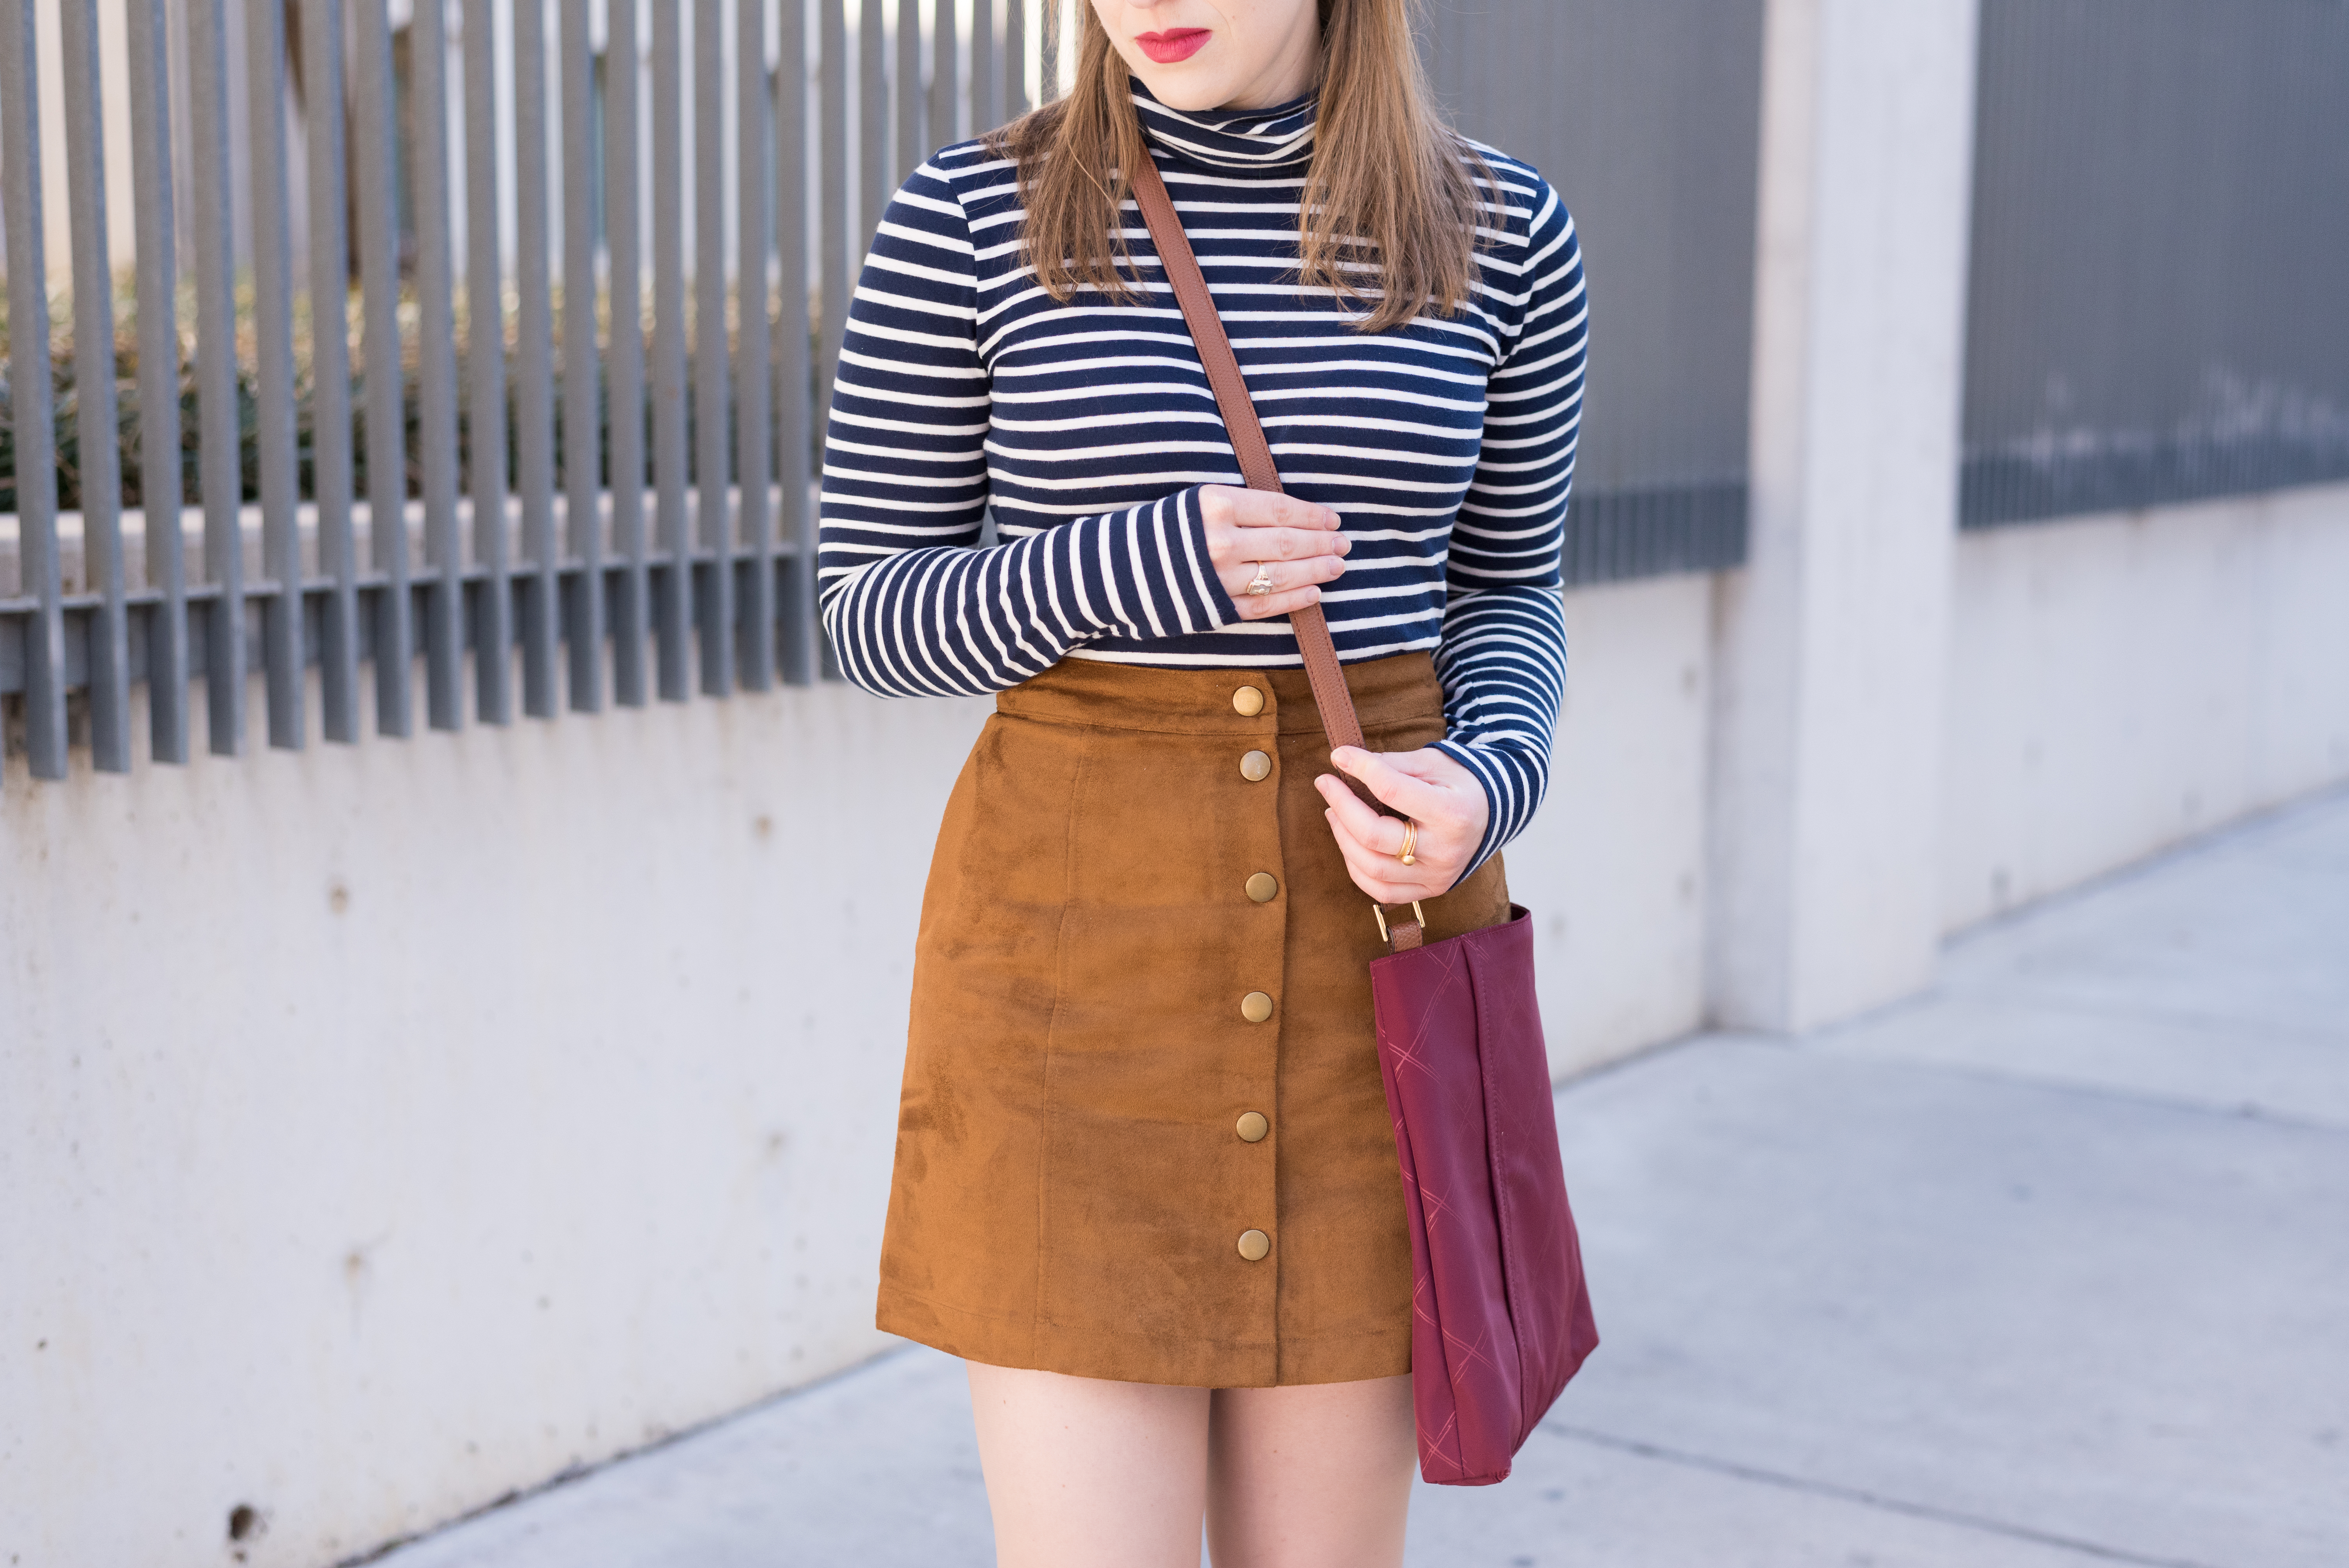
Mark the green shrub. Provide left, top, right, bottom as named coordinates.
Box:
left=2, top=273, right=820, bottom=518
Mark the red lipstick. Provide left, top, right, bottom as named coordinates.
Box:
left=1135, top=28, right=1211, bottom=64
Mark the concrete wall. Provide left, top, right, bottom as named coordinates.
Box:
left=0, top=568, right=1712, bottom=1567
left=1942, top=481, right=2349, bottom=931
left=8, top=478, right=2345, bottom=1564
left=1707, top=0, right=1981, bottom=1034
left=0, top=680, right=983, bottom=1566
left=1534, top=573, right=1715, bottom=1073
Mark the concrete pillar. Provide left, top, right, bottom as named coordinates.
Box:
left=1706, top=0, right=1982, bottom=1032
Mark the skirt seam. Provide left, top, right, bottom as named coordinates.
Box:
left=994, top=711, right=1451, bottom=741
left=1032, top=728, right=1091, bottom=1366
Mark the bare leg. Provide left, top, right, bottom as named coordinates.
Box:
left=967, top=1361, right=1213, bottom=1568
left=1203, top=1375, right=1416, bottom=1568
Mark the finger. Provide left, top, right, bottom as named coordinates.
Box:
left=1207, top=529, right=1348, bottom=585
left=1325, top=802, right=1420, bottom=876
left=1211, top=525, right=1352, bottom=565
left=1219, top=551, right=1345, bottom=603
left=1230, top=583, right=1329, bottom=622
left=1194, top=484, right=1247, bottom=529
left=1331, top=806, right=1463, bottom=891
left=1324, top=810, right=1447, bottom=902
left=1320, top=772, right=1475, bottom=883
left=1314, top=769, right=1390, bottom=839
left=1365, top=746, right=1492, bottom=845
left=1223, top=490, right=1343, bottom=532
left=1327, top=798, right=1462, bottom=884
left=1314, top=771, right=1412, bottom=855
left=1328, top=746, right=1450, bottom=821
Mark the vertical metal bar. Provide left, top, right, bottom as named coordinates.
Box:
left=302, top=0, right=360, bottom=743
left=820, top=0, right=847, bottom=402
left=561, top=0, right=605, bottom=711
left=775, top=0, right=816, bottom=685
left=184, top=0, right=246, bottom=755
left=606, top=0, right=649, bottom=707
left=1005, top=0, right=1025, bottom=118
left=971, top=0, right=994, bottom=133
left=896, top=0, right=920, bottom=182
left=58, top=0, right=132, bottom=771
left=464, top=0, right=513, bottom=722
left=0, top=0, right=66, bottom=780
left=1038, top=0, right=1059, bottom=103
left=246, top=0, right=305, bottom=748
left=651, top=0, right=692, bottom=698
left=353, top=0, right=413, bottom=736
left=694, top=0, right=734, bottom=695
left=738, top=0, right=775, bottom=690
left=860, top=0, right=886, bottom=246
left=513, top=0, right=560, bottom=716
left=412, top=0, right=465, bottom=731
left=125, top=0, right=189, bottom=764
left=930, top=0, right=957, bottom=146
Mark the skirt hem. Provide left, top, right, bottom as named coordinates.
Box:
left=877, top=1286, right=1411, bottom=1389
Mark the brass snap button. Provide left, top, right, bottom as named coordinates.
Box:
left=1245, top=872, right=1279, bottom=903
left=1237, top=1229, right=1271, bottom=1262
left=1239, top=749, right=1273, bottom=782
left=1236, top=1112, right=1270, bottom=1144
left=1240, top=991, right=1274, bottom=1024
left=1232, top=685, right=1265, bottom=717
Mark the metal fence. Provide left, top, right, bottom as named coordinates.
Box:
left=1962, top=0, right=2349, bottom=528
left=7, top=0, right=1759, bottom=789
left=9, top=2, right=2344, bottom=786
left=0, top=0, right=1067, bottom=787
left=1422, top=0, right=1766, bottom=586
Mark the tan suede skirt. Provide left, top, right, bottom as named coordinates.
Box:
left=875, top=651, right=1510, bottom=1388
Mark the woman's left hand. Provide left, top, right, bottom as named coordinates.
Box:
left=1314, top=747, right=1491, bottom=904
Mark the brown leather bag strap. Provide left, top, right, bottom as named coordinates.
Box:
left=1130, top=155, right=1424, bottom=952
left=1128, top=155, right=1367, bottom=758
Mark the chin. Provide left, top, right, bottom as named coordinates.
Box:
left=1125, top=60, right=1242, bottom=113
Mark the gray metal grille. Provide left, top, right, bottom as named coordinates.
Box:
left=1962, top=0, right=2349, bottom=528
left=5, top=0, right=1770, bottom=783
left=1421, top=0, right=1768, bottom=585
left=0, top=0, right=1044, bottom=786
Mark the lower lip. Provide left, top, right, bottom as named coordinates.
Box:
left=1137, top=29, right=1211, bottom=64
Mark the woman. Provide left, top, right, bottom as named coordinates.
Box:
left=816, top=1, right=1583, bottom=1562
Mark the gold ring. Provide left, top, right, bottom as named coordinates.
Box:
left=1246, top=562, right=1276, bottom=597
left=1397, top=819, right=1418, bottom=866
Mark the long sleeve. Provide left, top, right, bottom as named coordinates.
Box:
left=1429, top=173, right=1586, bottom=876
left=816, top=156, right=1236, bottom=697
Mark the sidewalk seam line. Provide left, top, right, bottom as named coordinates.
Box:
left=1964, top=988, right=2349, bottom=1051
left=1537, top=1422, right=2232, bottom=1568
left=1802, top=1037, right=2349, bottom=1139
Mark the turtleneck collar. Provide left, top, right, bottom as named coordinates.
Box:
left=1131, top=77, right=1317, bottom=175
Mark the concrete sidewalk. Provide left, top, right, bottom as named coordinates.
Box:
left=378, top=791, right=2349, bottom=1568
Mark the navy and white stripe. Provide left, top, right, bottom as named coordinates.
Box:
left=818, top=83, right=1586, bottom=873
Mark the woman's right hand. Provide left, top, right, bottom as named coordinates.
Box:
left=1199, top=485, right=1350, bottom=621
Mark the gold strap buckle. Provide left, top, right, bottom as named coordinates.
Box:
left=1372, top=902, right=1428, bottom=945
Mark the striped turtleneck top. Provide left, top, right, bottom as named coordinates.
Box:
left=816, top=84, right=1586, bottom=873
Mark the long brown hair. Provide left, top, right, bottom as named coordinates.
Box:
left=988, top=0, right=1490, bottom=333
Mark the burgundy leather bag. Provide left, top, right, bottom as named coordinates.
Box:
left=1131, top=159, right=1600, bottom=1486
